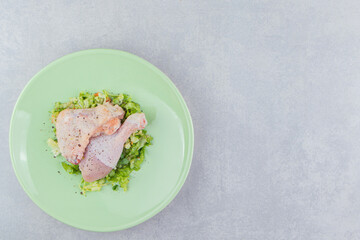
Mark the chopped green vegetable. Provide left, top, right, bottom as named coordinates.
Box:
left=48, top=90, right=153, bottom=194
left=61, top=162, right=81, bottom=174
left=47, top=138, right=60, bottom=156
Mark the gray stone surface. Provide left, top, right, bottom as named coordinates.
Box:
left=1, top=0, right=360, bottom=239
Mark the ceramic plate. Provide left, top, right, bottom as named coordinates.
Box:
left=9, top=49, right=194, bottom=231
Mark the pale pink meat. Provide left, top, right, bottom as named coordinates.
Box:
left=79, top=113, right=147, bottom=182
left=56, top=103, right=125, bottom=164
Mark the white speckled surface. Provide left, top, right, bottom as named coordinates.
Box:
left=2, top=0, right=360, bottom=239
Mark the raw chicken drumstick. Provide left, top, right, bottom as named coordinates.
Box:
left=79, top=113, right=147, bottom=182
left=56, top=102, right=125, bottom=164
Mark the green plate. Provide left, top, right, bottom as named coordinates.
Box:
left=9, top=49, right=194, bottom=231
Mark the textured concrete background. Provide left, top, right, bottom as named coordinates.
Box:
left=1, top=0, right=360, bottom=239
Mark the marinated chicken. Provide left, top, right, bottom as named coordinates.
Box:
left=79, top=113, right=147, bottom=182
left=56, top=103, right=125, bottom=164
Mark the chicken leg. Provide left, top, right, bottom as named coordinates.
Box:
left=56, top=102, right=125, bottom=164
left=79, top=113, right=147, bottom=182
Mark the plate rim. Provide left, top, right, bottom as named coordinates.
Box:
left=9, top=49, right=194, bottom=232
